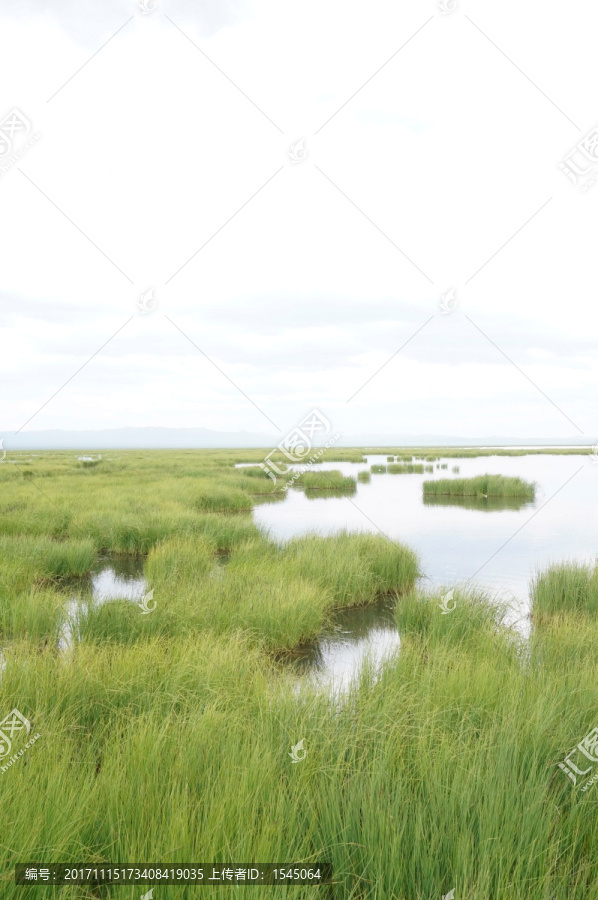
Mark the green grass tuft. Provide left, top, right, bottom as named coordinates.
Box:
left=294, top=470, right=356, bottom=492
left=532, top=561, right=598, bottom=620
left=423, top=474, right=536, bottom=500
left=388, top=463, right=424, bottom=474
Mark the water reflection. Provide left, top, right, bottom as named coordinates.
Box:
left=90, top=557, right=146, bottom=602
left=284, top=596, right=400, bottom=693
left=302, top=486, right=357, bottom=500
left=252, top=491, right=287, bottom=505
left=422, top=494, right=534, bottom=512
left=58, top=556, right=147, bottom=652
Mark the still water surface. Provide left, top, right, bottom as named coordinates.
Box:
left=60, top=556, right=146, bottom=652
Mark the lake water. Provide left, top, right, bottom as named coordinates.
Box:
left=251, top=452, right=596, bottom=691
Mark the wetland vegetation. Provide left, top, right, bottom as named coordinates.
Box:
left=387, top=462, right=424, bottom=474
left=423, top=473, right=536, bottom=500
left=0, top=447, right=595, bottom=898
left=294, top=469, right=357, bottom=492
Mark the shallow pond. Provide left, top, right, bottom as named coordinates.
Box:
left=251, top=451, right=596, bottom=690
left=89, top=556, right=146, bottom=602
left=283, top=595, right=400, bottom=693
left=59, top=556, right=147, bottom=651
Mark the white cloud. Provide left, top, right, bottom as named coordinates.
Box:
left=0, top=0, right=596, bottom=439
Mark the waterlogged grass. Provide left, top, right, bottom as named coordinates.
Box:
left=387, top=462, right=424, bottom=474
left=0, top=585, right=66, bottom=645
left=357, top=470, right=371, bottom=483
left=193, top=513, right=264, bottom=552
left=145, top=535, right=217, bottom=585
left=225, top=474, right=282, bottom=498
left=423, top=474, right=536, bottom=500
left=237, top=465, right=271, bottom=478
left=370, top=464, right=387, bottom=474
left=395, top=585, right=510, bottom=647
left=531, top=561, right=598, bottom=620
left=74, top=568, right=331, bottom=652
left=0, top=535, right=95, bottom=643
left=294, top=470, right=357, bottom=492
left=193, top=480, right=253, bottom=511
left=0, top=534, right=94, bottom=581
left=280, top=532, right=419, bottom=607
left=2, top=583, right=598, bottom=898
left=73, top=531, right=418, bottom=653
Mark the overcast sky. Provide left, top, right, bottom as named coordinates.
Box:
left=1, top=0, right=596, bottom=442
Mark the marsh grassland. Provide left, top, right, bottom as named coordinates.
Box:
left=0, top=448, right=597, bottom=899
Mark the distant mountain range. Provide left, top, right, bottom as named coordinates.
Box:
left=0, top=427, right=593, bottom=451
